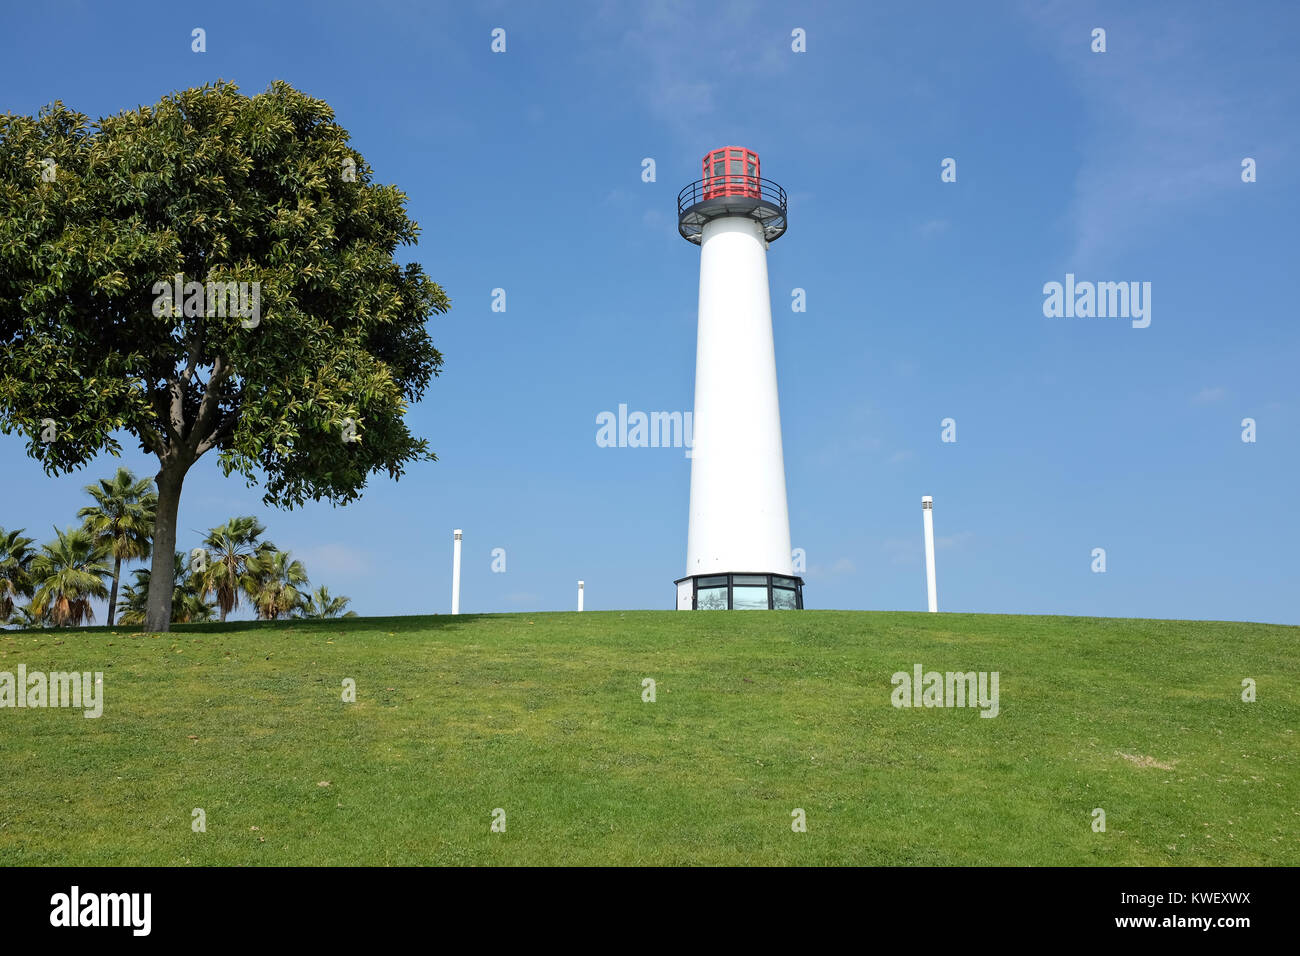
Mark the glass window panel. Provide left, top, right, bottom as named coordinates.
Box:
left=696, top=587, right=728, bottom=610
left=729, top=159, right=742, bottom=175
left=733, top=575, right=768, bottom=585
left=772, top=576, right=796, bottom=587
left=772, top=588, right=798, bottom=610
left=712, top=162, right=723, bottom=178
left=732, top=586, right=769, bottom=610
left=698, top=575, right=728, bottom=587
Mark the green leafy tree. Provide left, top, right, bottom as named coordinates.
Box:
left=0, top=527, right=37, bottom=624
left=297, top=584, right=358, bottom=620
left=77, top=467, right=156, bottom=626
left=117, top=552, right=215, bottom=626
left=0, top=81, right=449, bottom=632
left=198, top=516, right=272, bottom=622
left=30, top=526, right=110, bottom=627
left=244, top=548, right=309, bottom=620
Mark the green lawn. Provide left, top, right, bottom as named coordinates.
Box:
left=0, top=610, right=1295, bottom=865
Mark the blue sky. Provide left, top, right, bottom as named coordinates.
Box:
left=2, top=1, right=1297, bottom=623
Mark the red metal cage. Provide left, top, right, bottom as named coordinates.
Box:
left=702, top=146, right=761, bottom=200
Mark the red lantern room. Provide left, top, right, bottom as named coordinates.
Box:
left=702, top=146, right=761, bottom=199
left=678, top=146, right=787, bottom=245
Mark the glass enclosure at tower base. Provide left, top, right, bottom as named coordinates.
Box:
left=674, top=573, right=804, bottom=610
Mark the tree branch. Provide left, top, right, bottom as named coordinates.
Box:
left=189, top=355, right=232, bottom=455
left=167, top=377, right=186, bottom=442
left=195, top=410, right=238, bottom=457
left=151, top=388, right=181, bottom=445
left=140, top=423, right=168, bottom=458
left=179, top=337, right=202, bottom=385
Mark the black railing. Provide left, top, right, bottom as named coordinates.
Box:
left=676, top=176, right=788, bottom=244
left=677, top=176, right=787, bottom=218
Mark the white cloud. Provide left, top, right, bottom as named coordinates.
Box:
left=936, top=531, right=972, bottom=551
left=809, top=557, right=856, bottom=577
left=916, top=219, right=951, bottom=239
left=883, top=537, right=919, bottom=566
left=591, top=0, right=774, bottom=136
left=883, top=531, right=971, bottom=564
left=1021, top=6, right=1296, bottom=265
left=297, top=543, right=370, bottom=577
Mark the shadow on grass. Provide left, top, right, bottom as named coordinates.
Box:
left=8, top=609, right=1293, bottom=641
left=5, top=613, right=511, bottom=639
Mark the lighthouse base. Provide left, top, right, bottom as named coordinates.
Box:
left=674, top=573, right=804, bottom=610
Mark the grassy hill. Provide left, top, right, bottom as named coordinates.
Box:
left=0, top=610, right=1295, bottom=866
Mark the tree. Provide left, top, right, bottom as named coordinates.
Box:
left=198, top=516, right=272, bottom=622
left=115, top=573, right=147, bottom=627
left=297, top=584, right=358, bottom=620
left=0, top=527, right=37, bottom=625
left=175, top=578, right=217, bottom=624
left=118, top=552, right=215, bottom=626
left=0, top=81, right=450, bottom=632
left=11, top=604, right=47, bottom=629
left=30, top=526, right=110, bottom=627
left=77, top=467, right=156, bottom=626
left=244, top=548, right=309, bottom=620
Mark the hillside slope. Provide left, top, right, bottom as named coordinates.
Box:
left=1, top=611, right=1294, bottom=865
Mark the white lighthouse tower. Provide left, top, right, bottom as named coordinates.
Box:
left=674, top=147, right=802, bottom=611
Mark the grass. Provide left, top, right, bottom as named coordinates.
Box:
left=0, top=610, right=1295, bottom=866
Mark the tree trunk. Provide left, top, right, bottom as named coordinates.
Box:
left=145, top=462, right=188, bottom=632
left=107, top=554, right=121, bottom=627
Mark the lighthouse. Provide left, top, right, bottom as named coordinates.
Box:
left=674, top=147, right=803, bottom=611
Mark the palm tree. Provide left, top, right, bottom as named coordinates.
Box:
left=175, top=588, right=216, bottom=624
left=117, top=553, right=215, bottom=626
left=116, top=571, right=148, bottom=627
left=0, top=527, right=37, bottom=625
left=174, top=558, right=216, bottom=624
left=77, top=468, right=156, bottom=627
left=11, top=603, right=47, bottom=629
left=297, top=585, right=358, bottom=620
left=30, top=526, right=111, bottom=627
left=244, top=549, right=310, bottom=620
left=198, top=517, right=272, bottom=622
